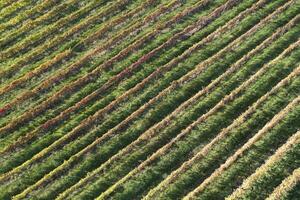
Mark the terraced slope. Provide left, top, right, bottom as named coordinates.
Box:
left=0, top=0, right=299, bottom=199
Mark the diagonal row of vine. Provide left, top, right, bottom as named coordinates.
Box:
left=0, top=0, right=299, bottom=199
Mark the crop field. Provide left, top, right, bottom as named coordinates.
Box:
left=0, top=0, right=299, bottom=199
